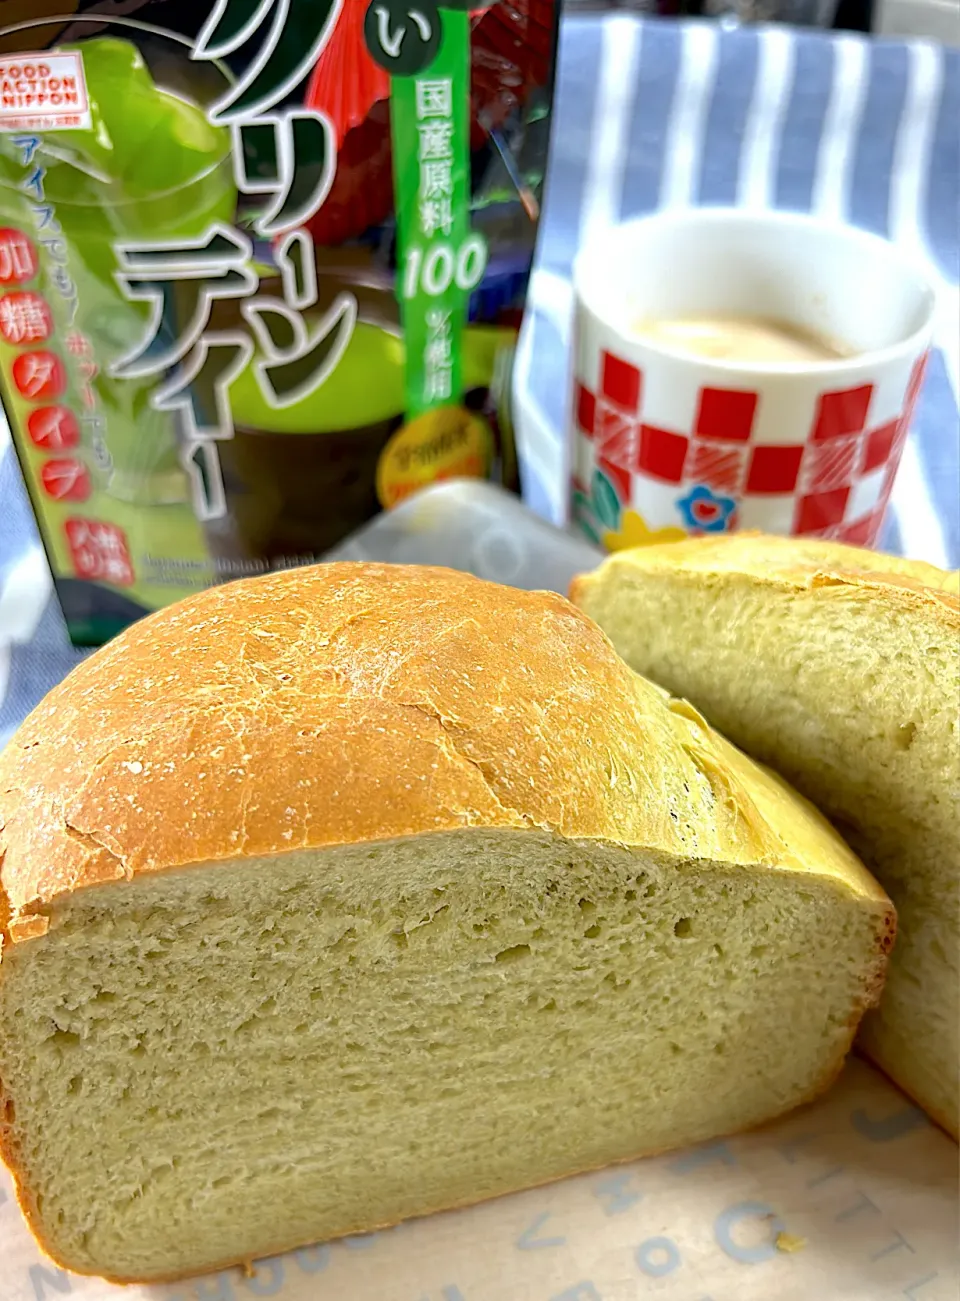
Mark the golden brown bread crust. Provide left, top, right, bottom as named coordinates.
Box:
left=571, top=532, right=957, bottom=1137
left=0, top=562, right=895, bottom=1280
left=569, top=531, right=960, bottom=627
left=0, top=562, right=888, bottom=949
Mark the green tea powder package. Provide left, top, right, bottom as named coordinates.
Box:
left=0, top=0, right=558, bottom=643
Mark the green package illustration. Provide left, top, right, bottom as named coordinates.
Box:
left=0, top=3, right=558, bottom=644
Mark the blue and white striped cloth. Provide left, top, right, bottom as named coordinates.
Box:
left=1, top=16, right=958, bottom=746
left=515, top=16, right=960, bottom=564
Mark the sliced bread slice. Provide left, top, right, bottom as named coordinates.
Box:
left=572, top=534, right=959, bottom=1136
left=0, top=563, right=893, bottom=1281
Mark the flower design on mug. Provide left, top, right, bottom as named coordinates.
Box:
left=676, top=484, right=737, bottom=533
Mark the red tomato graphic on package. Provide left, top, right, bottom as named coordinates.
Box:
left=41, top=458, right=91, bottom=503
left=64, top=518, right=134, bottom=585
left=0, top=228, right=38, bottom=284
left=0, top=291, right=52, bottom=344
left=27, top=405, right=80, bottom=451
left=12, top=350, right=66, bottom=400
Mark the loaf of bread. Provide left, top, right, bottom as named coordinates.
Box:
left=0, top=563, right=894, bottom=1282
left=572, top=534, right=958, bottom=1137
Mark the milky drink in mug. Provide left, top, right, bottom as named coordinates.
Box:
left=569, top=209, right=935, bottom=552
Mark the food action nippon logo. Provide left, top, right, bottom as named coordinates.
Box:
left=0, top=53, right=92, bottom=131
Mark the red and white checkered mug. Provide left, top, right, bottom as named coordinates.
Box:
left=569, top=209, right=935, bottom=550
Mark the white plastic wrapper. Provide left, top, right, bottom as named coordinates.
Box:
left=323, top=479, right=604, bottom=594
